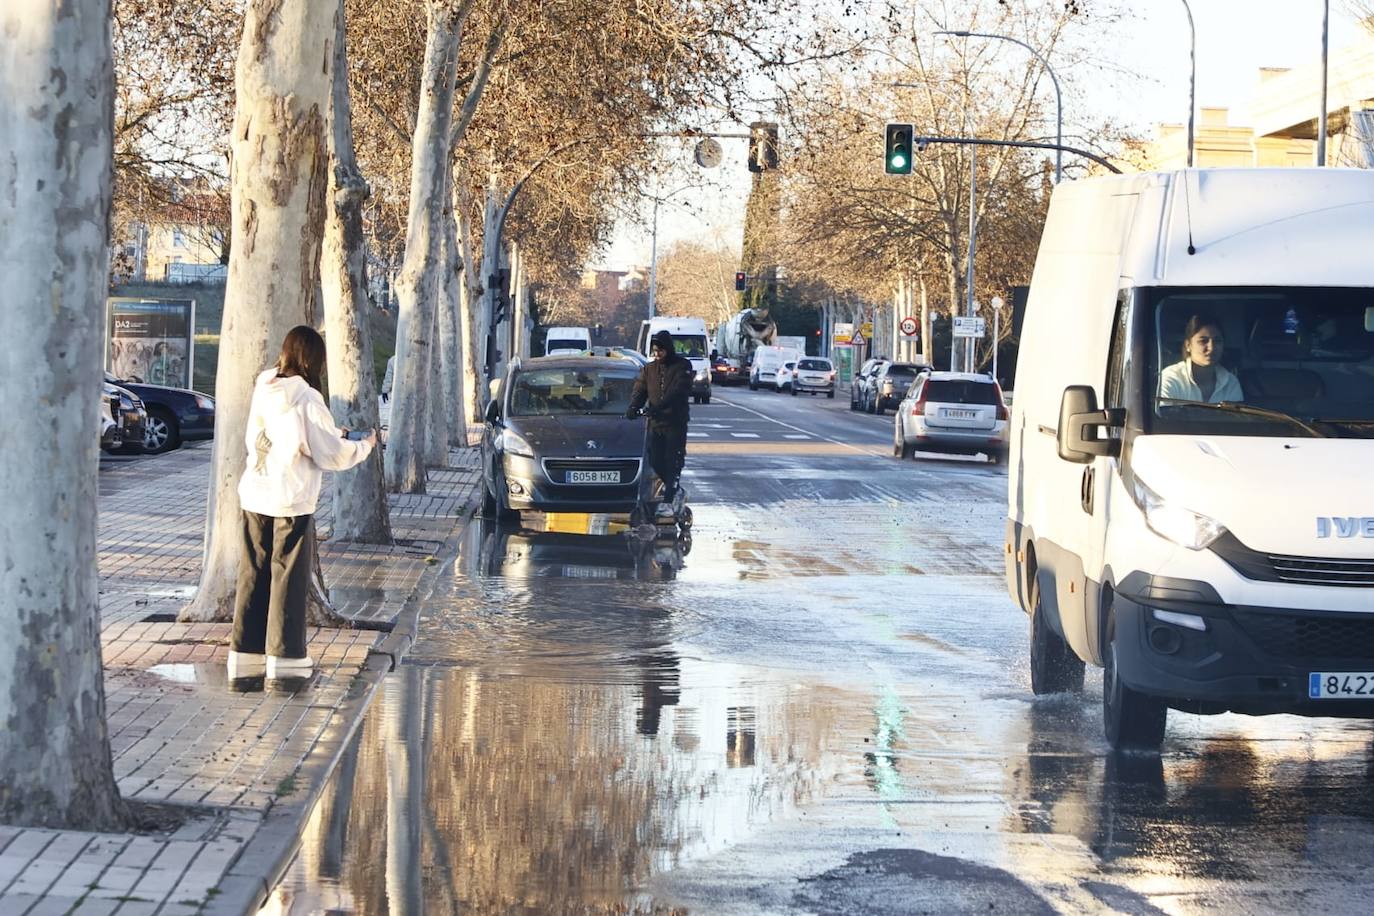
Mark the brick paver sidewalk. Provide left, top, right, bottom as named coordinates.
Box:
left=0, top=440, right=480, bottom=915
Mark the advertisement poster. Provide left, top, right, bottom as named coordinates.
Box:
left=106, top=298, right=195, bottom=388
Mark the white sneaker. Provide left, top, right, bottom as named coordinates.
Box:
left=655, top=502, right=675, bottom=519
left=228, top=651, right=266, bottom=678
left=267, top=655, right=315, bottom=679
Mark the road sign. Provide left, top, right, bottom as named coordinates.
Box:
left=953, top=316, right=986, bottom=339
left=898, top=316, right=919, bottom=338
left=849, top=328, right=867, bottom=348
left=694, top=138, right=723, bottom=168
left=832, top=322, right=854, bottom=344
left=860, top=321, right=873, bottom=339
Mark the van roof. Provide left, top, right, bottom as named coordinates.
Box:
left=1055, top=168, right=1374, bottom=287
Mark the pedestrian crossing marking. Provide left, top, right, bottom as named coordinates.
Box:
left=687, top=432, right=708, bottom=438
left=783, top=434, right=811, bottom=440
left=730, top=433, right=760, bottom=438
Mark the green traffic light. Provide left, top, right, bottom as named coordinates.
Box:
left=890, top=153, right=907, bottom=169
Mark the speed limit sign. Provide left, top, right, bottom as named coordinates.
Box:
left=898, top=316, right=919, bottom=338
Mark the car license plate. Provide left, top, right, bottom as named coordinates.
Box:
left=943, top=408, right=976, bottom=419
left=1309, top=672, right=1374, bottom=699
left=561, top=565, right=619, bottom=579
left=566, top=470, right=620, bottom=484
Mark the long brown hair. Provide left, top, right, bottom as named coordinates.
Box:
left=276, top=325, right=326, bottom=392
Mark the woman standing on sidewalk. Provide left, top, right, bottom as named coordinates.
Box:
left=231, top=326, right=376, bottom=679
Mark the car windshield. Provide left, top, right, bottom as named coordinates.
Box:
left=1146, top=287, right=1374, bottom=438
left=925, top=380, right=999, bottom=405
left=547, top=338, right=584, bottom=352
left=674, top=335, right=708, bottom=358
left=798, top=359, right=830, bottom=370
left=509, top=367, right=638, bottom=417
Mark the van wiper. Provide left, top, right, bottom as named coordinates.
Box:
left=1307, top=417, right=1374, bottom=438
left=1157, top=398, right=1330, bottom=438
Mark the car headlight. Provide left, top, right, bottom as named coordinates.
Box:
left=1130, top=474, right=1226, bottom=550
left=499, top=428, right=534, bottom=458
left=695, top=369, right=707, bottom=381
left=195, top=395, right=215, bottom=411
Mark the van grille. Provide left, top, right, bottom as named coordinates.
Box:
left=1210, top=532, right=1374, bottom=588
left=1236, top=610, right=1374, bottom=660
left=541, top=458, right=640, bottom=484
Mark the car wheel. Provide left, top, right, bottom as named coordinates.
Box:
left=703, top=394, right=711, bottom=404
left=865, top=394, right=875, bottom=414
left=749, top=378, right=758, bottom=391
left=481, top=480, right=498, bottom=518
left=894, top=420, right=914, bottom=459
left=827, top=390, right=835, bottom=399
left=143, top=407, right=180, bottom=454
left=791, top=384, right=798, bottom=396
left=1028, top=572, right=1085, bottom=695
left=1104, top=629, right=1167, bottom=752
left=873, top=399, right=884, bottom=416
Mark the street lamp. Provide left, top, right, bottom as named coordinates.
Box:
left=1178, top=0, right=1196, bottom=167
left=647, top=184, right=698, bottom=319
left=935, top=30, right=1063, bottom=183
left=1319, top=0, right=1330, bottom=166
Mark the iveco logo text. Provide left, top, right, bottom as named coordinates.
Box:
left=1316, top=517, right=1374, bottom=538
left=585, top=440, right=600, bottom=450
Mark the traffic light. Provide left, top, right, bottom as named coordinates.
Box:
left=735, top=271, right=747, bottom=291
left=885, top=122, right=915, bottom=175
left=747, top=121, right=780, bottom=173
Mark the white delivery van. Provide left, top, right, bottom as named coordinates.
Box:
left=1008, top=168, right=1374, bottom=751
left=637, top=317, right=712, bottom=403
left=749, top=345, right=801, bottom=391
left=544, top=326, right=592, bottom=356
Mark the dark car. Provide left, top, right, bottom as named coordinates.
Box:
left=867, top=361, right=929, bottom=415
left=480, top=356, right=651, bottom=523
left=850, top=357, right=888, bottom=411
left=101, top=379, right=147, bottom=454
left=105, top=372, right=215, bottom=454
left=710, top=355, right=743, bottom=386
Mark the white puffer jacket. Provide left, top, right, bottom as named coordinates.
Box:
left=237, top=369, right=373, bottom=518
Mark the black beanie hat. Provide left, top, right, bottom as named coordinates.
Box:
left=651, top=330, right=674, bottom=351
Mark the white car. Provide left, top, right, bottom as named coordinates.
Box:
left=791, top=357, right=837, bottom=397
left=774, top=360, right=798, bottom=392
left=894, top=371, right=1009, bottom=463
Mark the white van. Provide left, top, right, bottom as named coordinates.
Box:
left=749, top=345, right=801, bottom=391
left=544, top=326, right=592, bottom=356
left=637, top=317, right=711, bottom=404
left=1008, top=168, right=1374, bottom=751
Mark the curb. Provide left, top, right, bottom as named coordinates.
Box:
left=207, top=493, right=479, bottom=916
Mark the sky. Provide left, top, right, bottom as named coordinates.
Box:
left=594, top=0, right=1367, bottom=273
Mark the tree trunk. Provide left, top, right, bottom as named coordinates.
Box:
left=440, top=184, right=466, bottom=448
left=323, top=0, right=391, bottom=545
left=919, top=276, right=931, bottom=365
left=0, top=0, right=128, bottom=830
left=183, top=0, right=335, bottom=622
left=456, top=176, right=486, bottom=426
left=480, top=172, right=505, bottom=381
left=425, top=298, right=448, bottom=467
left=384, top=2, right=461, bottom=494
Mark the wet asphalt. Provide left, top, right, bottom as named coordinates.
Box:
left=272, top=385, right=1374, bottom=915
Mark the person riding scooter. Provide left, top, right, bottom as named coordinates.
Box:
left=626, top=330, right=692, bottom=519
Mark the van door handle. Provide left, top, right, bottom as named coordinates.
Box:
left=1081, top=466, right=1095, bottom=515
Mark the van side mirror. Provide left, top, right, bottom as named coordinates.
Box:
left=1057, top=385, right=1123, bottom=463
left=484, top=400, right=501, bottom=425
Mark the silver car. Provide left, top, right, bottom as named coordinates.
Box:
left=791, top=357, right=836, bottom=397
left=894, top=371, right=1009, bottom=463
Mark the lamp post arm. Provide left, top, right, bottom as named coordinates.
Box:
left=1179, top=0, right=1196, bottom=168
left=913, top=135, right=1122, bottom=173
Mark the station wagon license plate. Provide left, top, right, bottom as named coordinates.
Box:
left=943, top=408, right=976, bottom=419
left=566, top=470, right=620, bottom=484
left=1309, top=672, right=1374, bottom=699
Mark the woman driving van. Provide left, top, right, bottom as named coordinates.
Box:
left=1158, top=314, right=1244, bottom=404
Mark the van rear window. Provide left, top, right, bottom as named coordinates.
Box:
left=925, top=380, right=999, bottom=404
left=547, top=339, right=584, bottom=352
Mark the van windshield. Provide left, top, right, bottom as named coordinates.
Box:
left=546, top=338, right=585, bottom=352
left=509, top=368, right=638, bottom=417
left=1145, top=287, right=1374, bottom=438
left=674, top=335, right=708, bottom=358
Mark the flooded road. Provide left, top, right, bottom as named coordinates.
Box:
left=271, top=389, right=1374, bottom=914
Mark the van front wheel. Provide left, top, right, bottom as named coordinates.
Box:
left=1029, top=576, right=1085, bottom=695
left=1103, top=617, right=1167, bottom=752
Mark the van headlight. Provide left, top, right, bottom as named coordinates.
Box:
left=1130, top=474, right=1226, bottom=550
left=499, top=428, right=534, bottom=458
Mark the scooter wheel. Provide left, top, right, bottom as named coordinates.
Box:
left=678, top=507, right=693, bottom=530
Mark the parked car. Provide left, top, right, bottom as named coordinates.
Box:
left=480, top=356, right=651, bottom=524
left=867, top=361, right=928, bottom=415
left=850, top=358, right=889, bottom=411
left=791, top=357, right=836, bottom=397
left=893, top=371, right=1008, bottom=463
left=101, top=379, right=147, bottom=454
left=100, top=384, right=124, bottom=452
left=774, top=359, right=798, bottom=392
left=106, top=372, right=214, bottom=454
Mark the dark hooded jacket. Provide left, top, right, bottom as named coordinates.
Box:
left=629, top=352, right=692, bottom=432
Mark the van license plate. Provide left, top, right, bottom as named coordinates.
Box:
left=1309, top=673, right=1374, bottom=698
left=567, top=470, right=620, bottom=484
left=943, top=408, right=976, bottom=419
